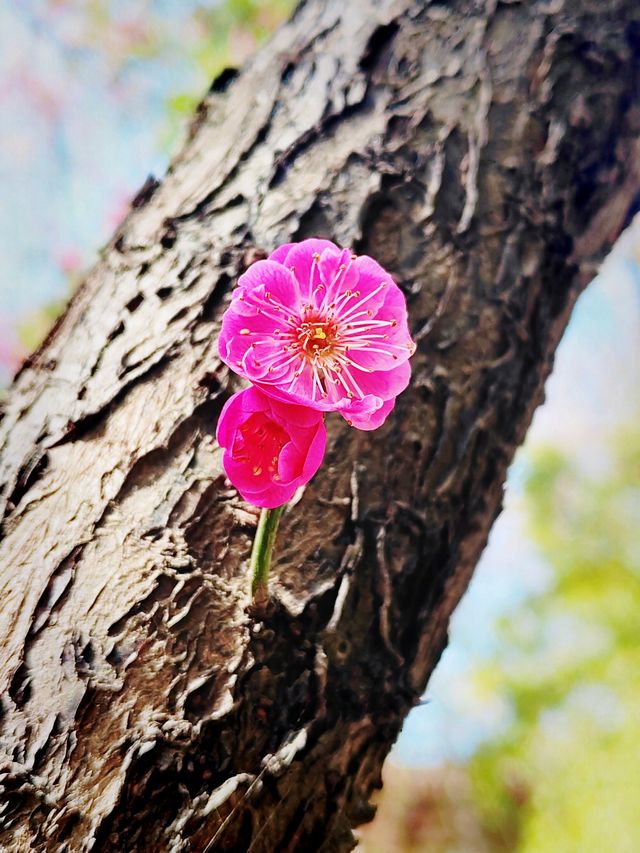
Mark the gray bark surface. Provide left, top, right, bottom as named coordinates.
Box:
left=1, top=0, right=639, bottom=850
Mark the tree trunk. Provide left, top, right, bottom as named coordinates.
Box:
left=1, top=1, right=638, bottom=850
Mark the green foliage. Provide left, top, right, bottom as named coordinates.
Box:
left=16, top=301, right=66, bottom=354
left=469, top=426, right=640, bottom=852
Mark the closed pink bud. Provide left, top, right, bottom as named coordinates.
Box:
left=216, top=386, right=327, bottom=508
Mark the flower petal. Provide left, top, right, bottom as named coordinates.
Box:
left=268, top=243, right=295, bottom=264
left=215, top=391, right=245, bottom=448
left=216, top=386, right=327, bottom=508
left=277, top=440, right=304, bottom=484
left=301, top=419, right=327, bottom=476
left=283, top=239, right=339, bottom=300
left=344, top=397, right=396, bottom=430
left=317, top=248, right=358, bottom=304
left=237, top=259, right=302, bottom=311
left=266, top=395, right=327, bottom=428
left=355, top=359, right=412, bottom=400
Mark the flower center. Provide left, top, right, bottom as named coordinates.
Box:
left=296, top=318, right=338, bottom=360
left=234, top=413, right=289, bottom=478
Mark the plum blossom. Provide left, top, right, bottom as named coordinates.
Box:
left=216, top=385, right=327, bottom=509
left=218, top=239, right=415, bottom=430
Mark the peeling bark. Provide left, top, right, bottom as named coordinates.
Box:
left=1, top=1, right=639, bottom=850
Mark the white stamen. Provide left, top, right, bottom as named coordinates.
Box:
left=338, top=281, right=387, bottom=322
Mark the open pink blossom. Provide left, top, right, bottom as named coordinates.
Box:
left=218, top=239, right=415, bottom=430
left=216, top=386, right=327, bottom=508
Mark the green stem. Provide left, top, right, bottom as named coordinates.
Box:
left=250, top=505, right=284, bottom=601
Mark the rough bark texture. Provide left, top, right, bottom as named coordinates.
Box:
left=1, top=1, right=639, bottom=850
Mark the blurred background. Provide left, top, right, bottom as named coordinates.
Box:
left=1, top=2, right=638, bottom=850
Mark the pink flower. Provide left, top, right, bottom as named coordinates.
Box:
left=216, top=386, right=327, bottom=508
left=218, top=239, right=415, bottom=430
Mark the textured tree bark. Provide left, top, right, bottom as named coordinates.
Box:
left=1, top=0, right=639, bottom=850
